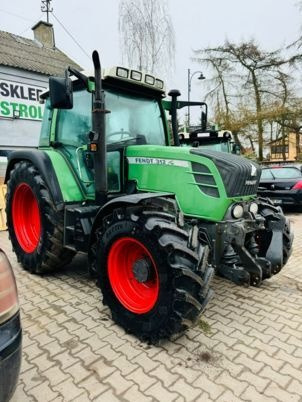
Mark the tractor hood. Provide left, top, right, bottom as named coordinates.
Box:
left=126, top=145, right=261, bottom=222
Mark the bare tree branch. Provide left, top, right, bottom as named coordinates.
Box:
left=119, top=0, right=175, bottom=77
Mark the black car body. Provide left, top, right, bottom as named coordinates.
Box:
left=258, top=166, right=302, bottom=206
left=0, top=249, right=22, bottom=402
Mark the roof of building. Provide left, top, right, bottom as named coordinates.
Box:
left=0, top=27, right=82, bottom=76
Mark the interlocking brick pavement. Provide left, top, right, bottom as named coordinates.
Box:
left=1, top=211, right=301, bottom=402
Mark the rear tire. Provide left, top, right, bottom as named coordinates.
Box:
left=6, top=161, right=75, bottom=273
left=93, top=207, right=214, bottom=343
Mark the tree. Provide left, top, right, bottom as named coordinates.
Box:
left=119, top=0, right=175, bottom=76
left=195, top=40, right=298, bottom=160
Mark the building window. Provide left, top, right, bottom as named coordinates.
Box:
left=271, top=145, right=289, bottom=156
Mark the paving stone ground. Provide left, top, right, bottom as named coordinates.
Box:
left=2, top=211, right=302, bottom=402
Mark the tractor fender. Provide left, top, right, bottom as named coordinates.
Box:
left=89, top=192, right=175, bottom=248
left=5, top=150, right=63, bottom=207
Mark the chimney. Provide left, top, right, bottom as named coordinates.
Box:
left=32, top=20, right=55, bottom=48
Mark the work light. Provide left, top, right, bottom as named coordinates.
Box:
left=232, top=204, right=244, bottom=219
left=145, top=75, right=155, bottom=85
left=116, top=67, right=129, bottom=78
left=130, top=70, right=142, bottom=81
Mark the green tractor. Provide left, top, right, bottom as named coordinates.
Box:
left=179, top=129, right=241, bottom=155
left=163, top=99, right=241, bottom=154
left=5, top=52, right=293, bottom=342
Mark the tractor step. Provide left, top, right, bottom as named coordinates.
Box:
left=65, top=205, right=99, bottom=252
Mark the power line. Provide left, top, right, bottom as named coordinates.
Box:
left=0, top=8, right=33, bottom=22
left=18, top=15, right=44, bottom=36
left=52, top=12, right=91, bottom=60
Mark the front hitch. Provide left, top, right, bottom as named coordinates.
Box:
left=257, top=198, right=288, bottom=274
left=211, top=211, right=284, bottom=286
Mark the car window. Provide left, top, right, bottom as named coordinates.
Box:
left=261, top=169, right=274, bottom=180
left=271, top=167, right=302, bottom=179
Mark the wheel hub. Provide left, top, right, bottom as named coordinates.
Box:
left=132, top=258, right=152, bottom=283
left=107, top=237, right=159, bottom=314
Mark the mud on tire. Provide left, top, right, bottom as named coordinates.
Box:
left=92, top=207, right=214, bottom=343
left=6, top=161, right=75, bottom=273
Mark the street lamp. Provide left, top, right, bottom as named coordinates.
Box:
left=187, top=68, right=205, bottom=128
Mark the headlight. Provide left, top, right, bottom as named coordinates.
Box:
left=249, top=202, right=258, bottom=214
left=232, top=204, right=244, bottom=219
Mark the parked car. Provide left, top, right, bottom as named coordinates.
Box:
left=0, top=249, right=22, bottom=402
left=258, top=166, right=302, bottom=207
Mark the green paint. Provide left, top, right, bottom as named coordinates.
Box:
left=87, top=79, right=95, bottom=92
left=126, top=145, right=255, bottom=221
left=50, top=109, right=58, bottom=143
left=37, top=85, right=255, bottom=223
left=43, top=149, right=84, bottom=202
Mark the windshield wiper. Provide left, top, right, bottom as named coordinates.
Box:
left=107, top=134, right=147, bottom=149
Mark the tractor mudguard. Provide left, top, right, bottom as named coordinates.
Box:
left=89, top=192, right=176, bottom=248
left=5, top=150, right=63, bottom=207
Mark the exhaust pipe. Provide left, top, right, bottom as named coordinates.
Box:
left=90, top=50, right=108, bottom=204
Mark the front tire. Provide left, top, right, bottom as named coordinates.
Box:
left=6, top=161, right=75, bottom=273
left=93, top=207, right=214, bottom=343
left=283, top=217, right=293, bottom=265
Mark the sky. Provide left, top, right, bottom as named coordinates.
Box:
left=1, top=0, right=301, bottom=123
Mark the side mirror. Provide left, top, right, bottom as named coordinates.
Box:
left=49, top=71, right=73, bottom=109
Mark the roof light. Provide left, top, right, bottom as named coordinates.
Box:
left=145, top=75, right=155, bottom=85
left=116, top=67, right=129, bottom=78
left=130, top=70, right=142, bottom=81
left=155, top=79, right=164, bottom=89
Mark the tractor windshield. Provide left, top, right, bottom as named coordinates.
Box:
left=105, top=89, right=166, bottom=146
left=197, top=142, right=230, bottom=153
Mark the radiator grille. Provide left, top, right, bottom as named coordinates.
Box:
left=190, top=149, right=261, bottom=197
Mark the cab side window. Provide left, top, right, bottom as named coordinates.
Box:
left=56, top=89, right=91, bottom=147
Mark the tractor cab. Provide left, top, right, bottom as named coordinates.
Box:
left=40, top=65, right=169, bottom=199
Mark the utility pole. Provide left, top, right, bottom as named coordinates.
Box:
left=41, top=0, right=53, bottom=23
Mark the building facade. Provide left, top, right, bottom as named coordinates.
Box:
left=0, top=21, right=81, bottom=151
left=269, top=132, right=302, bottom=162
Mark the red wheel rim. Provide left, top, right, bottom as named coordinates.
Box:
left=107, top=237, right=159, bottom=314
left=12, top=183, right=41, bottom=253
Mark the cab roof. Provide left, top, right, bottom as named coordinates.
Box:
left=40, top=66, right=165, bottom=102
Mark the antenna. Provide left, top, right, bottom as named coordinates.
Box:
left=41, top=0, right=53, bottom=23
